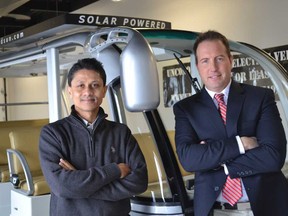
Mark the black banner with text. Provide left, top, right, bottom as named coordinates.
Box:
left=232, top=44, right=288, bottom=101
left=163, top=63, right=192, bottom=107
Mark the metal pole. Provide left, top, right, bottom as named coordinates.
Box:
left=46, top=48, right=62, bottom=123
left=3, top=78, right=7, bottom=121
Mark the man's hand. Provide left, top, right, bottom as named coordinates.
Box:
left=240, top=136, right=259, bottom=150
left=59, top=158, right=76, bottom=170
left=117, top=163, right=131, bottom=179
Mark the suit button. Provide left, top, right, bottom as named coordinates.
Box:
left=214, top=186, right=220, bottom=191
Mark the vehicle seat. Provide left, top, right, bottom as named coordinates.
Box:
left=7, top=126, right=50, bottom=196
left=0, top=119, right=48, bottom=183
left=134, top=131, right=194, bottom=199
left=0, top=128, right=13, bottom=183
left=167, top=130, right=192, bottom=177
left=134, top=133, right=165, bottom=184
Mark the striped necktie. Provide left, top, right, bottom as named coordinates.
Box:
left=214, top=93, right=242, bottom=206
left=214, top=93, right=227, bottom=124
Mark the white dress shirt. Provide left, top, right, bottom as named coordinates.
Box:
left=205, top=81, right=249, bottom=203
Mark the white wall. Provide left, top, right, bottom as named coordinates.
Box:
left=5, top=76, right=49, bottom=121
left=77, top=0, right=288, bottom=48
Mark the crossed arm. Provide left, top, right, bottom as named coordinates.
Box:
left=39, top=125, right=148, bottom=201
left=174, top=89, right=286, bottom=176
left=59, top=158, right=131, bottom=179
left=200, top=136, right=258, bottom=151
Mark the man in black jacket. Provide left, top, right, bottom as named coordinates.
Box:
left=174, top=30, right=288, bottom=216
left=39, top=58, right=148, bottom=216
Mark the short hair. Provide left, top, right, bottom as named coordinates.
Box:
left=193, top=30, right=231, bottom=63
left=67, top=58, right=106, bottom=86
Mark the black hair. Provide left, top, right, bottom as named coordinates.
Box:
left=67, top=58, right=106, bottom=86
left=193, top=30, right=231, bottom=63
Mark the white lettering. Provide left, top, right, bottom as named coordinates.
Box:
left=136, top=19, right=145, bottom=27
left=249, top=68, right=269, bottom=80
left=77, top=15, right=168, bottom=29
left=0, top=32, right=24, bottom=45
left=145, top=20, right=150, bottom=28
left=123, top=18, right=129, bottom=25
left=111, top=17, right=117, bottom=25
left=130, top=19, right=136, bottom=26
left=233, top=72, right=247, bottom=83
left=167, top=68, right=186, bottom=77
left=94, top=16, right=102, bottom=24
left=233, top=57, right=258, bottom=68
left=273, top=50, right=288, bottom=61
left=156, top=22, right=160, bottom=28
left=87, top=16, right=95, bottom=24
left=103, top=17, right=109, bottom=25
left=78, top=15, right=85, bottom=24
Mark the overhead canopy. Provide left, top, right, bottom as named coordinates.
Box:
left=0, top=13, right=171, bottom=77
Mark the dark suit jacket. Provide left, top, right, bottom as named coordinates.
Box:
left=173, top=81, right=288, bottom=216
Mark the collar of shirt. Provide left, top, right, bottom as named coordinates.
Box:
left=205, top=80, right=231, bottom=106
left=82, top=117, right=98, bottom=129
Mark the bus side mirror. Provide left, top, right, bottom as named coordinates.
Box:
left=120, top=29, right=160, bottom=111
left=85, top=27, right=160, bottom=112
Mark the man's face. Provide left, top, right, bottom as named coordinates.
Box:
left=196, top=40, right=233, bottom=92
left=68, top=69, right=107, bottom=116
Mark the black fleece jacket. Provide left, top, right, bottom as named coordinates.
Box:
left=39, top=106, right=148, bottom=216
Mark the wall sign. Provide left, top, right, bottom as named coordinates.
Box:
left=163, top=63, right=192, bottom=107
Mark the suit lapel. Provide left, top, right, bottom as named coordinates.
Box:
left=200, top=89, right=227, bottom=135
left=226, top=81, right=245, bottom=137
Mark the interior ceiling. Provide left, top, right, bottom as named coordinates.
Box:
left=0, top=0, right=99, bottom=38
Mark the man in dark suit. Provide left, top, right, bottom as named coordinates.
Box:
left=173, top=30, right=288, bottom=216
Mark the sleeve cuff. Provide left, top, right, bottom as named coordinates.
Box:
left=223, top=164, right=229, bottom=175
left=236, top=135, right=245, bottom=154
